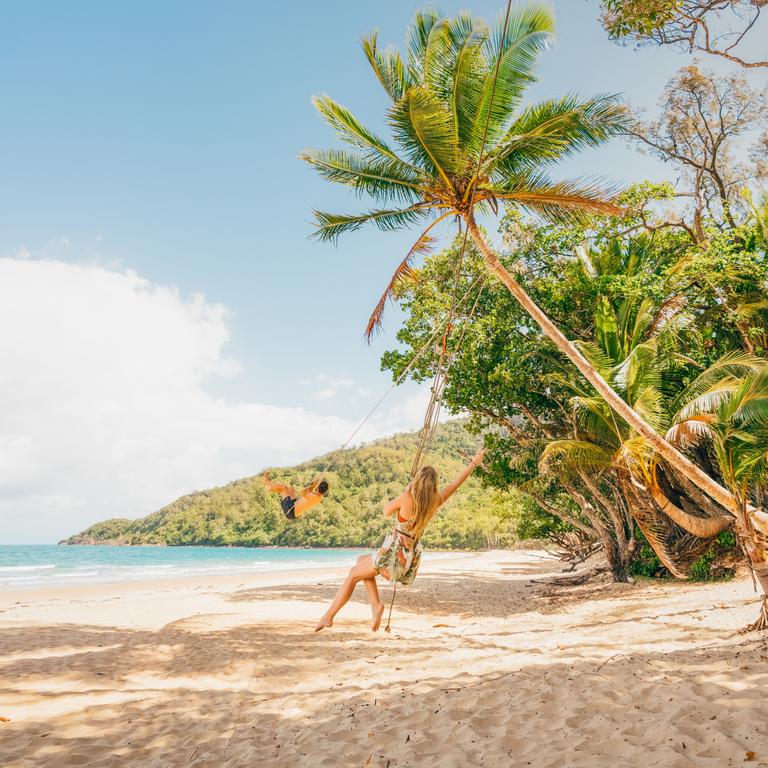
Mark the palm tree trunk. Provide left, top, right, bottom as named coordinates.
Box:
left=561, top=479, right=630, bottom=582
left=464, top=212, right=742, bottom=516
left=648, top=483, right=732, bottom=539
left=747, top=563, right=768, bottom=632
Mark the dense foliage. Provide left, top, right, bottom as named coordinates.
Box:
left=382, top=180, right=767, bottom=582
left=62, top=421, right=532, bottom=550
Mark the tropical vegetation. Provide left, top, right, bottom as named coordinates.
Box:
left=304, top=4, right=768, bottom=627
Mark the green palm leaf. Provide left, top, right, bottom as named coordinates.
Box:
left=670, top=350, right=764, bottom=413
left=311, top=205, right=432, bottom=243
left=390, top=86, right=460, bottom=185
left=406, top=9, right=442, bottom=83
left=539, top=439, right=615, bottom=475
left=423, top=14, right=488, bottom=150
left=299, top=149, right=422, bottom=203
left=311, top=95, right=416, bottom=169
left=468, top=3, right=555, bottom=154
left=361, top=31, right=409, bottom=103
left=488, top=94, right=627, bottom=176
left=594, top=295, right=621, bottom=362
left=732, top=366, right=768, bottom=427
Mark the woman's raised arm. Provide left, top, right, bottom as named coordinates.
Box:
left=382, top=493, right=404, bottom=518
left=439, top=448, right=486, bottom=505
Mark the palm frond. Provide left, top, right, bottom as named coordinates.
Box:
left=361, top=31, right=408, bottom=103
left=423, top=14, right=488, bottom=150
left=594, top=295, right=621, bottom=363
left=632, top=385, right=664, bottom=430
left=406, top=9, right=442, bottom=83
left=732, top=366, right=768, bottom=427
left=735, top=299, right=768, bottom=319
left=389, top=86, right=460, bottom=185
left=574, top=340, right=614, bottom=377
left=487, top=94, right=627, bottom=175
left=570, top=396, right=622, bottom=445
left=310, top=205, right=432, bottom=243
left=621, top=342, right=661, bottom=407
left=484, top=175, right=623, bottom=223
left=311, top=95, right=417, bottom=171
left=539, top=439, right=615, bottom=475
left=365, top=214, right=451, bottom=341
left=623, top=298, right=652, bottom=349
left=665, top=414, right=716, bottom=449
left=468, top=3, right=555, bottom=153
left=648, top=294, right=687, bottom=339
left=300, top=149, right=422, bottom=203
left=670, top=350, right=765, bottom=413
left=674, top=382, right=739, bottom=422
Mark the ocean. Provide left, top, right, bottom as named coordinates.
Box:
left=0, top=544, right=462, bottom=589
left=0, top=544, right=373, bottom=588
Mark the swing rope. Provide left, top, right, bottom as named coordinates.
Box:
left=316, top=271, right=486, bottom=481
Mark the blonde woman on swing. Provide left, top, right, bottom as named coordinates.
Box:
left=315, top=447, right=486, bottom=632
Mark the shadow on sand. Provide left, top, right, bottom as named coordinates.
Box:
left=1, top=572, right=766, bottom=767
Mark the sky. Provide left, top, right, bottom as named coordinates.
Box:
left=0, top=1, right=766, bottom=543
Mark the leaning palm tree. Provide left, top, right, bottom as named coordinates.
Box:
left=301, top=5, right=755, bottom=521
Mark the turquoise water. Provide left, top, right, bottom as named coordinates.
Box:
left=0, top=545, right=373, bottom=588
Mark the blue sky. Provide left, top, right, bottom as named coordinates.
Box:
left=0, top=1, right=766, bottom=542
left=0, top=0, right=711, bottom=406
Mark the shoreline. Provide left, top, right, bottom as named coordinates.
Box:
left=0, top=550, right=485, bottom=605
left=0, top=547, right=474, bottom=596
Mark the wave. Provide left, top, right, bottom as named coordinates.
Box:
left=0, top=564, right=57, bottom=572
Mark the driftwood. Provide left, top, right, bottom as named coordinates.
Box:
left=546, top=530, right=602, bottom=571
left=538, top=564, right=610, bottom=586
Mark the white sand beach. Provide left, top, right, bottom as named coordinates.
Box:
left=1, top=550, right=767, bottom=768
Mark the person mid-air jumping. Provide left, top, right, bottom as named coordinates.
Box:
left=262, top=472, right=329, bottom=520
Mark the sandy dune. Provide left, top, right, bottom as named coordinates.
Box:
left=1, top=550, right=766, bottom=767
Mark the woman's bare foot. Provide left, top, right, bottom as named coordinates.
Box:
left=315, top=616, right=333, bottom=632
left=371, top=602, right=385, bottom=631
left=261, top=471, right=270, bottom=486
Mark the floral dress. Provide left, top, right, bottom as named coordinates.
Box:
left=372, top=514, right=422, bottom=586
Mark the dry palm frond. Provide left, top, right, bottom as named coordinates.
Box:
left=665, top=413, right=717, bottom=449
left=621, top=475, right=714, bottom=578
left=648, top=294, right=687, bottom=338
left=365, top=225, right=441, bottom=341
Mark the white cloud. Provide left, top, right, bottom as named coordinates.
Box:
left=0, top=257, right=431, bottom=543
left=304, top=374, right=367, bottom=403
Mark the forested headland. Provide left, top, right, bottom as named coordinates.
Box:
left=61, top=421, right=536, bottom=550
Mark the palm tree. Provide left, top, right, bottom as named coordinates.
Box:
left=668, top=356, right=768, bottom=628
left=301, top=5, right=753, bottom=520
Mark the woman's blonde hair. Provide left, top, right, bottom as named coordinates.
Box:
left=408, top=466, right=440, bottom=540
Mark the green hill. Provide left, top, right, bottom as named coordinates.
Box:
left=61, top=421, right=526, bottom=550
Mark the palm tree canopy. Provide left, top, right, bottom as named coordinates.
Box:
left=668, top=353, right=768, bottom=503
left=539, top=293, right=672, bottom=479
left=301, top=4, right=628, bottom=336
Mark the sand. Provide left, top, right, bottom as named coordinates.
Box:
left=0, top=549, right=767, bottom=767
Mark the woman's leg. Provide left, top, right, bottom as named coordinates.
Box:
left=262, top=473, right=295, bottom=498
left=315, top=555, right=379, bottom=632
left=363, top=576, right=385, bottom=631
